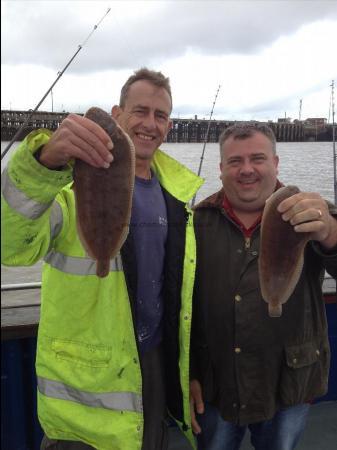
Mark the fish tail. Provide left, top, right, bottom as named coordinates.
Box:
left=268, top=303, right=282, bottom=317
left=96, top=260, right=110, bottom=278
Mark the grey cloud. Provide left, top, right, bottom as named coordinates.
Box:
left=242, top=79, right=334, bottom=115
left=172, top=77, right=337, bottom=120
left=2, top=1, right=337, bottom=73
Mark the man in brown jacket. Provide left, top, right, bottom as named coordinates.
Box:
left=190, top=122, right=337, bottom=450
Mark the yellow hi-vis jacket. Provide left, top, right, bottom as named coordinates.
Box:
left=1, top=130, right=204, bottom=450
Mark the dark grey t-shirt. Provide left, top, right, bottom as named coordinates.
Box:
left=130, top=173, right=168, bottom=354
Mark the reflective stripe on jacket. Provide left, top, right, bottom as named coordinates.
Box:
left=1, top=129, right=203, bottom=450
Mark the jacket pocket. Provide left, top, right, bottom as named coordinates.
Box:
left=51, top=339, right=112, bottom=368
left=279, top=339, right=330, bottom=406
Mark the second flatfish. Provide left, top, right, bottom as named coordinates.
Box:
left=259, top=185, right=313, bottom=317
left=73, top=107, right=135, bottom=277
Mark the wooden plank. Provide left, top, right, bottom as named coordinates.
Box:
left=1, top=305, right=40, bottom=327
left=323, top=277, right=337, bottom=298
left=1, top=262, right=42, bottom=284
left=1, top=289, right=41, bottom=308
left=1, top=306, right=39, bottom=340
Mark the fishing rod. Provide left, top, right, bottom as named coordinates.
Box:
left=191, top=84, right=221, bottom=207
left=1, top=7, right=111, bottom=161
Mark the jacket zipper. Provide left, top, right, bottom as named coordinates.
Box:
left=245, top=237, right=251, bottom=249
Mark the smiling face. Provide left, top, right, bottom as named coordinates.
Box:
left=220, top=131, right=279, bottom=214
left=112, top=80, right=172, bottom=163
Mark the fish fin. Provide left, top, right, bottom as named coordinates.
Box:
left=268, top=303, right=282, bottom=317
left=96, top=260, right=110, bottom=278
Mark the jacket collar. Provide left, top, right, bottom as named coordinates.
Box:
left=151, top=149, right=204, bottom=203
left=193, top=180, right=284, bottom=211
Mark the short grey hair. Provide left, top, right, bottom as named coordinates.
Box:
left=219, top=122, right=277, bottom=160
left=119, top=67, right=172, bottom=110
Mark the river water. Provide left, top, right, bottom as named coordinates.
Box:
left=1, top=140, right=336, bottom=283
left=160, top=141, right=335, bottom=204
left=2, top=141, right=336, bottom=202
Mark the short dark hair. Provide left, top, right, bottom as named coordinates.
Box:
left=119, top=67, right=172, bottom=110
left=219, top=122, right=276, bottom=159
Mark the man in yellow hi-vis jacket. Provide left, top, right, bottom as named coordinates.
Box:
left=1, top=68, right=203, bottom=450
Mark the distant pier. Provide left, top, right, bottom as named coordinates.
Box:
left=1, top=110, right=334, bottom=142
left=167, top=118, right=306, bottom=142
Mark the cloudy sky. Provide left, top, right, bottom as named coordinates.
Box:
left=2, top=0, right=337, bottom=122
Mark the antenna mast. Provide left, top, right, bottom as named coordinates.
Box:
left=331, top=80, right=336, bottom=204
left=1, top=8, right=111, bottom=161
left=299, top=99, right=302, bottom=121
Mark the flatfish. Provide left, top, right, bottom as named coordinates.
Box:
left=73, top=107, right=135, bottom=277
left=259, top=185, right=312, bottom=317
